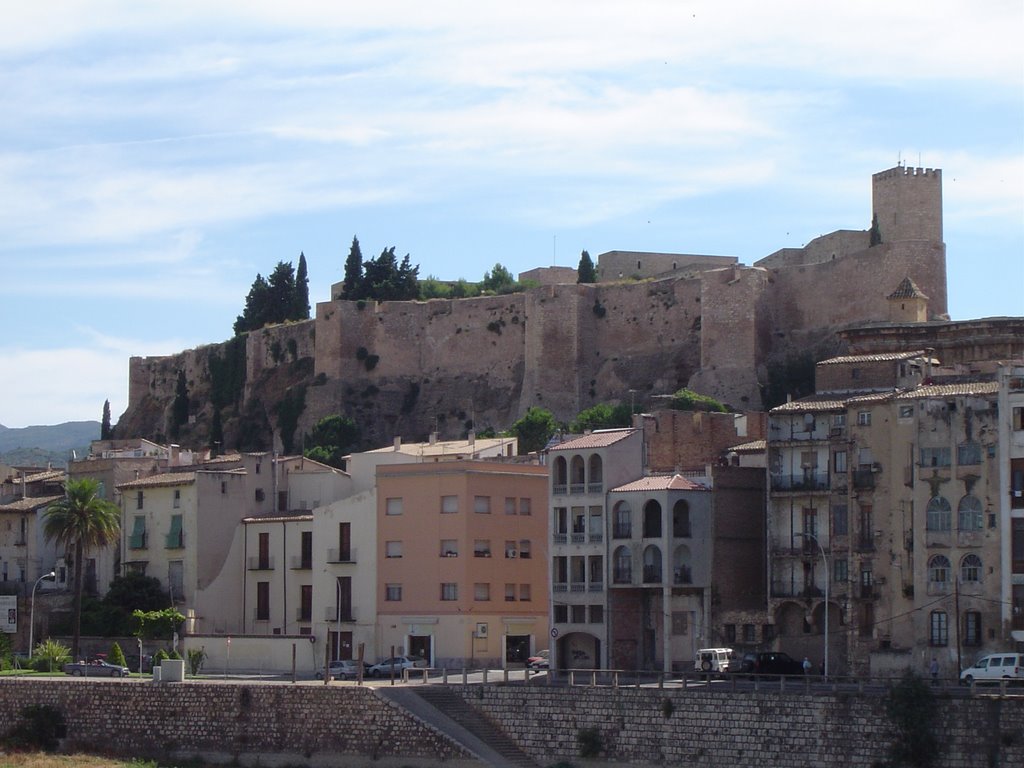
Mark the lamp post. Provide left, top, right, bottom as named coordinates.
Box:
left=797, top=532, right=828, bottom=678
left=28, top=571, right=56, bottom=658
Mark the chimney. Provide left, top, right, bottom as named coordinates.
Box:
left=429, top=432, right=438, bottom=445
left=468, top=431, right=476, bottom=446
left=393, top=436, right=402, bottom=452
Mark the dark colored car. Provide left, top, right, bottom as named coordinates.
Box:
left=730, top=652, right=758, bottom=674
left=64, top=660, right=131, bottom=677
left=750, top=652, right=805, bottom=676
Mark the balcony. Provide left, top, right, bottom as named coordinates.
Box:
left=326, top=547, right=356, bottom=563
left=612, top=570, right=632, bottom=585
left=612, top=525, right=632, bottom=539
left=770, top=583, right=823, bottom=599
left=552, top=484, right=567, bottom=496
left=588, top=581, right=604, bottom=592
left=128, top=532, right=147, bottom=550
left=13, top=536, right=27, bottom=547
left=770, top=473, right=829, bottom=492
left=673, top=566, right=693, bottom=585
left=570, top=582, right=586, bottom=593
left=852, top=469, right=876, bottom=490
left=552, top=533, right=567, bottom=545
left=553, top=582, right=568, bottom=593
left=296, top=608, right=313, bottom=622
left=290, top=556, right=313, bottom=570
left=589, top=532, right=603, bottom=544
left=642, top=566, right=662, bottom=584
left=323, top=607, right=356, bottom=622
left=587, top=482, right=603, bottom=494
left=569, top=483, right=585, bottom=495
left=247, top=556, right=275, bottom=570
left=570, top=533, right=585, bottom=544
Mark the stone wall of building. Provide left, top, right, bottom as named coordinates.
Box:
left=643, top=410, right=766, bottom=473
left=3, top=679, right=1019, bottom=768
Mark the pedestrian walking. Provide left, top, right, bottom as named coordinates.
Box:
left=802, top=656, right=812, bottom=675
left=929, top=656, right=939, bottom=684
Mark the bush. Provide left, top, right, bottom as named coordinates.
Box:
left=108, top=641, right=127, bottom=667
left=153, top=649, right=170, bottom=665
left=31, top=638, right=70, bottom=672
left=3, top=704, right=66, bottom=752
left=187, top=647, right=207, bottom=676
left=668, top=388, right=729, bottom=413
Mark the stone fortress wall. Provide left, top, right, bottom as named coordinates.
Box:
left=122, top=166, right=948, bottom=447
left=1, top=678, right=1021, bottom=768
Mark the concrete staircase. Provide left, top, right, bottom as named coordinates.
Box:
left=377, top=685, right=538, bottom=768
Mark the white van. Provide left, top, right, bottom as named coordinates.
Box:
left=695, top=648, right=732, bottom=674
left=959, top=653, right=1024, bottom=685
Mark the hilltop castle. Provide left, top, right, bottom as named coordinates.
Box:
left=120, top=166, right=948, bottom=450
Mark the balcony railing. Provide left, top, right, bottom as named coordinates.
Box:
left=570, top=582, right=586, bottom=593
left=589, top=532, right=603, bottom=544
left=673, top=567, right=692, bottom=585
left=553, top=533, right=568, bottom=544
left=588, top=581, right=604, bottom=592
left=553, top=582, right=568, bottom=593
left=770, top=583, right=823, bottom=599
left=13, top=536, right=27, bottom=547
left=323, top=607, right=356, bottom=622
left=326, top=547, right=356, bottom=563
left=771, top=473, right=830, bottom=492
left=296, top=608, right=313, bottom=622
left=552, top=484, right=567, bottom=496
left=612, top=525, right=632, bottom=539
left=612, top=570, right=632, bottom=585
left=571, top=533, right=585, bottom=544
left=247, top=556, right=275, bottom=570
left=587, top=482, right=603, bottom=494
left=852, top=470, right=876, bottom=490
left=290, top=556, right=313, bottom=570
left=569, top=483, right=585, bottom=495
left=642, top=566, right=662, bottom=584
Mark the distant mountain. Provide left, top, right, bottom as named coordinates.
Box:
left=0, top=421, right=99, bottom=469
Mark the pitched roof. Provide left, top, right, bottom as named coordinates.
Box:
left=548, top=429, right=637, bottom=451
left=817, top=350, right=930, bottom=366
left=243, top=510, right=314, bottom=523
left=116, top=471, right=197, bottom=490
left=887, top=277, right=929, bottom=300
left=612, top=474, right=709, bottom=492
left=729, top=439, right=766, bottom=453
left=894, top=382, right=998, bottom=399
left=0, top=494, right=64, bottom=513
left=770, top=393, right=855, bottom=413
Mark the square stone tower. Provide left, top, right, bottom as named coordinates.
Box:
left=871, top=166, right=943, bottom=244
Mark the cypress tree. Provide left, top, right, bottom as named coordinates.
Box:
left=294, top=252, right=310, bottom=319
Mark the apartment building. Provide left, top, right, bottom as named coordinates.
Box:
left=999, top=365, right=1024, bottom=644
left=375, top=460, right=549, bottom=667
left=0, top=468, right=64, bottom=591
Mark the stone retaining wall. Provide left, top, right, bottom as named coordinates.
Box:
left=1, top=678, right=1022, bottom=767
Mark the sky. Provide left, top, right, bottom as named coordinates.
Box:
left=1, top=1, right=1021, bottom=429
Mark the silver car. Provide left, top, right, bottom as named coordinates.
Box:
left=64, top=660, right=131, bottom=677
left=367, top=655, right=428, bottom=677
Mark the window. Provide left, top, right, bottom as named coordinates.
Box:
left=833, top=504, right=848, bottom=536
left=474, top=583, right=490, bottom=601
left=643, top=500, right=662, bottom=537
left=961, top=554, right=982, bottom=583
left=129, top=516, right=147, bottom=549
left=385, top=497, right=403, bottom=515
left=441, top=495, right=459, bottom=514
left=168, top=561, right=183, bottom=600
left=958, top=441, right=982, bottom=465
left=833, top=450, right=847, bottom=473
left=473, top=539, right=492, bottom=557
left=613, top=546, right=632, bottom=583
left=1013, top=406, right=1024, bottom=431
left=724, top=624, right=737, bottom=644
left=920, top=447, right=951, bottom=467
left=589, top=604, right=603, bottom=623
left=256, top=581, right=270, bottom=621
left=255, top=488, right=265, bottom=502
left=964, top=611, right=982, bottom=646
left=833, top=413, right=846, bottom=427
left=385, top=583, right=402, bottom=601
left=337, top=522, right=351, bottom=561
left=613, top=502, right=632, bottom=538
left=299, top=585, right=312, bottom=622
left=505, top=541, right=517, bottom=558
left=385, top=540, right=402, bottom=559
left=221, top=481, right=227, bottom=494
left=519, top=540, right=532, bottom=559
left=473, top=496, right=491, bottom=514
left=743, top=624, right=757, bottom=643
left=173, top=489, right=181, bottom=509
left=440, top=539, right=458, bottom=557
left=926, top=496, right=952, bottom=531
left=834, top=558, right=848, bottom=583
left=441, top=583, right=458, bottom=601
left=505, top=583, right=516, bottom=601
left=519, top=583, right=531, bottom=601
left=553, top=604, right=568, bottom=623
left=166, top=514, right=184, bottom=549
left=571, top=604, right=586, bottom=623
left=898, top=405, right=914, bottom=419
left=136, top=491, right=144, bottom=510
left=958, top=495, right=983, bottom=531
left=505, top=497, right=516, bottom=515
left=519, top=498, right=531, bottom=516
left=927, top=555, right=951, bottom=586
left=857, top=411, right=871, bottom=426
left=257, top=531, right=270, bottom=569
left=300, top=530, right=312, bottom=569
left=673, top=500, right=691, bottom=537
left=929, top=611, right=948, bottom=646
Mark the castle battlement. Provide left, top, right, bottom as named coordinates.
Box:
left=872, top=165, right=941, bottom=181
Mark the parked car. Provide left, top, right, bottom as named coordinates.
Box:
left=367, top=655, right=428, bottom=677
left=960, top=653, right=1024, bottom=685
left=695, top=647, right=732, bottom=674
left=729, top=652, right=758, bottom=675
left=750, top=651, right=805, bottom=677
left=316, top=659, right=371, bottom=680
left=64, top=659, right=131, bottom=677
left=527, top=650, right=550, bottom=670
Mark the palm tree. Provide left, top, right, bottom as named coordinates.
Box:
left=44, top=477, right=120, bottom=659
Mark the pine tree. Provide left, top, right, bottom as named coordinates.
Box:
left=234, top=273, right=270, bottom=334
left=294, top=252, right=310, bottom=319
left=577, top=250, right=597, bottom=283
left=100, top=400, right=112, bottom=440
left=341, top=236, right=363, bottom=299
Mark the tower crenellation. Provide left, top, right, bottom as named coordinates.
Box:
left=871, top=165, right=943, bottom=244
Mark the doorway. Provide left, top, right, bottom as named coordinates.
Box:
left=409, top=634, right=432, bottom=664
left=506, top=635, right=530, bottom=665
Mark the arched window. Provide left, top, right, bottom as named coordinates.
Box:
left=642, top=545, right=662, bottom=583
left=673, top=544, right=692, bottom=584
left=961, top=554, right=982, bottom=583
left=569, top=455, right=585, bottom=491
left=927, top=555, right=951, bottom=585
left=588, top=455, right=603, bottom=491
left=957, top=495, right=983, bottom=531
left=643, top=500, right=662, bottom=538
left=613, top=546, right=632, bottom=584
left=926, top=496, right=951, bottom=531
left=673, top=500, right=691, bottom=537
left=613, top=501, right=632, bottom=539
left=552, top=456, right=568, bottom=487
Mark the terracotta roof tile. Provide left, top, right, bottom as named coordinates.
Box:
left=244, top=510, right=314, bottom=523
left=612, top=474, right=709, bottom=492
left=117, top=472, right=197, bottom=490
left=729, top=439, right=766, bottom=453
left=887, top=277, right=929, bottom=300
left=894, top=382, right=998, bottom=399
left=548, top=429, right=637, bottom=451
left=818, top=350, right=930, bottom=366
left=0, top=494, right=65, bottom=512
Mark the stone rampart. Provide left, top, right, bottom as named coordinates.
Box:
left=1, top=679, right=1022, bottom=768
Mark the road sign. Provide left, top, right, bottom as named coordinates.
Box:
left=0, top=596, right=17, bottom=633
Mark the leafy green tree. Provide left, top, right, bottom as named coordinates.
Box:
left=668, top=388, right=729, bottom=413
left=304, top=414, right=360, bottom=469
left=341, top=236, right=364, bottom=299
left=577, top=250, right=597, bottom=283
left=509, top=407, right=559, bottom=454
left=43, top=478, right=120, bottom=658
left=108, top=641, right=127, bottom=668
left=131, top=608, right=185, bottom=641
left=361, top=246, right=420, bottom=301
left=294, top=251, right=310, bottom=319
left=234, top=272, right=270, bottom=334
left=100, top=400, right=112, bottom=440
left=104, top=573, right=169, bottom=614
left=570, top=402, right=633, bottom=432
left=171, top=370, right=189, bottom=438
left=481, top=263, right=516, bottom=294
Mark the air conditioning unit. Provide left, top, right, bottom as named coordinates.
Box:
left=476, top=623, right=488, bottom=638
left=508, top=550, right=518, bottom=558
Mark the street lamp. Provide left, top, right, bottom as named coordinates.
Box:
left=28, top=570, right=56, bottom=658
left=796, top=532, right=829, bottom=678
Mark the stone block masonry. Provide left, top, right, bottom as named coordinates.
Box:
left=2, top=679, right=1023, bottom=767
